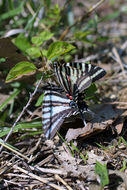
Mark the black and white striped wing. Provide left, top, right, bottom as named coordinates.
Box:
left=42, top=90, right=76, bottom=139
left=65, top=62, right=106, bottom=82
left=54, top=63, right=92, bottom=98
left=76, top=73, right=92, bottom=95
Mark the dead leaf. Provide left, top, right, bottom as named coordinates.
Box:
left=112, top=110, right=127, bottom=134
left=0, top=38, right=28, bottom=69
left=87, top=151, right=105, bottom=165
left=0, top=38, right=38, bottom=84
left=55, top=144, right=107, bottom=181
left=65, top=104, right=124, bottom=141
left=27, top=107, right=42, bottom=121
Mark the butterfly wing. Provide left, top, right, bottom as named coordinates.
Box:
left=53, top=63, right=76, bottom=95
left=42, top=89, right=76, bottom=139
left=54, top=62, right=92, bottom=98
left=51, top=62, right=106, bottom=132
left=65, top=62, right=106, bottom=82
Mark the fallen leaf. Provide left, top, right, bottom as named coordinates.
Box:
left=65, top=104, right=124, bottom=141
left=112, top=110, right=127, bottom=134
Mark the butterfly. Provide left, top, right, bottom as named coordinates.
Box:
left=42, top=62, right=106, bottom=139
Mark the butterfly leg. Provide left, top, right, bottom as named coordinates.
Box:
left=86, top=108, right=95, bottom=119
left=79, top=110, right=87, bottom=127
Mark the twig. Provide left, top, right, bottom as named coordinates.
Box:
left=103, top=101, right=127, bottom=109
left=0, top=75, right=44, bottom=153
left=0, top=139, right=30, bottom=161
left=74, top=49, right=109, bottom=62
left=13, top=165, right=65, bottom=190
left=35, top=154, right=53, bottom=166
left=59, top=0, right=106, bottom=40
left=26, top=2, right=56, bottom=42
left=107, top=79, right=127, bottom=84
left=30, top=165, right=67, bottom=176
left=104, top=101, right=127, bottom=105
left=76, top=180, right=86, bottom=190
left=4, top=180, right=23, bottom=188
left=55, top=174, right=73, bottom=190
left=121, top=40, right=127, bottom=51
left=112, top=47, right=126, bottom=78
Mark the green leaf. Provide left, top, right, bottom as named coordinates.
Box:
left=101, top=11, right=120, bottom=22
left=44, top=0, right=51, bottom=8
left=47, top=41, right=75, bottom=60
left=35, top=93, right=44, bottom=107
left=32, top=31, right=54, bottom=46
left=74, top=31, right=92, bottom=40
left=13, top=36, right=31, bottom=52
left=26, top=47, right=41, bottom=58
left=0, top=89, right=20, bottom=112
left=0, top=57, right=6, bottom=63
left=95, top=161, right=109, bottom=188
left=120, top=160, right=126, bottom=172
left=31, top=36, right=43, bottom=46
left=85, top=83, right=97, bottom=97
left=6, top=61, right=37, bottom=82
left=53, top=4, right=60, bottom=15
left=0, top=2, right=24, bottom=22
left=42, top=49, right=48, bottom=57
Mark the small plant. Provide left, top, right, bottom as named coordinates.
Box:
left=95, top=161, right=109, bottom=190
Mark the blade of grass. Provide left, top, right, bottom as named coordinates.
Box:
left=0, top=89, right=20, bottom=112
left=0, top=121, right=42, bottom=137
left=0, top=139, right=30, bottom=161
left=57, top=132, right=73, bottom=155
left=0, top=2, right=24, bottom=22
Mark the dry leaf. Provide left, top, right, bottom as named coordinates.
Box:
left=65, top=104, right=124, bottom=141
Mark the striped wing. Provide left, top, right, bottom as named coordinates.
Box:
left=53, top=62, right=106, bottom=99
left=54, top=63, right=92, bottom=99
left=42, top=90, right=76, bottom=139
left=65, top=62, right=106, bottom=83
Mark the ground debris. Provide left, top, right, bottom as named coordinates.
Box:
left=66, top=103, right=124, bottom=141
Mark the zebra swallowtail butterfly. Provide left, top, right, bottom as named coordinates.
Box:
left=42, top=62, right=106, bottom=139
